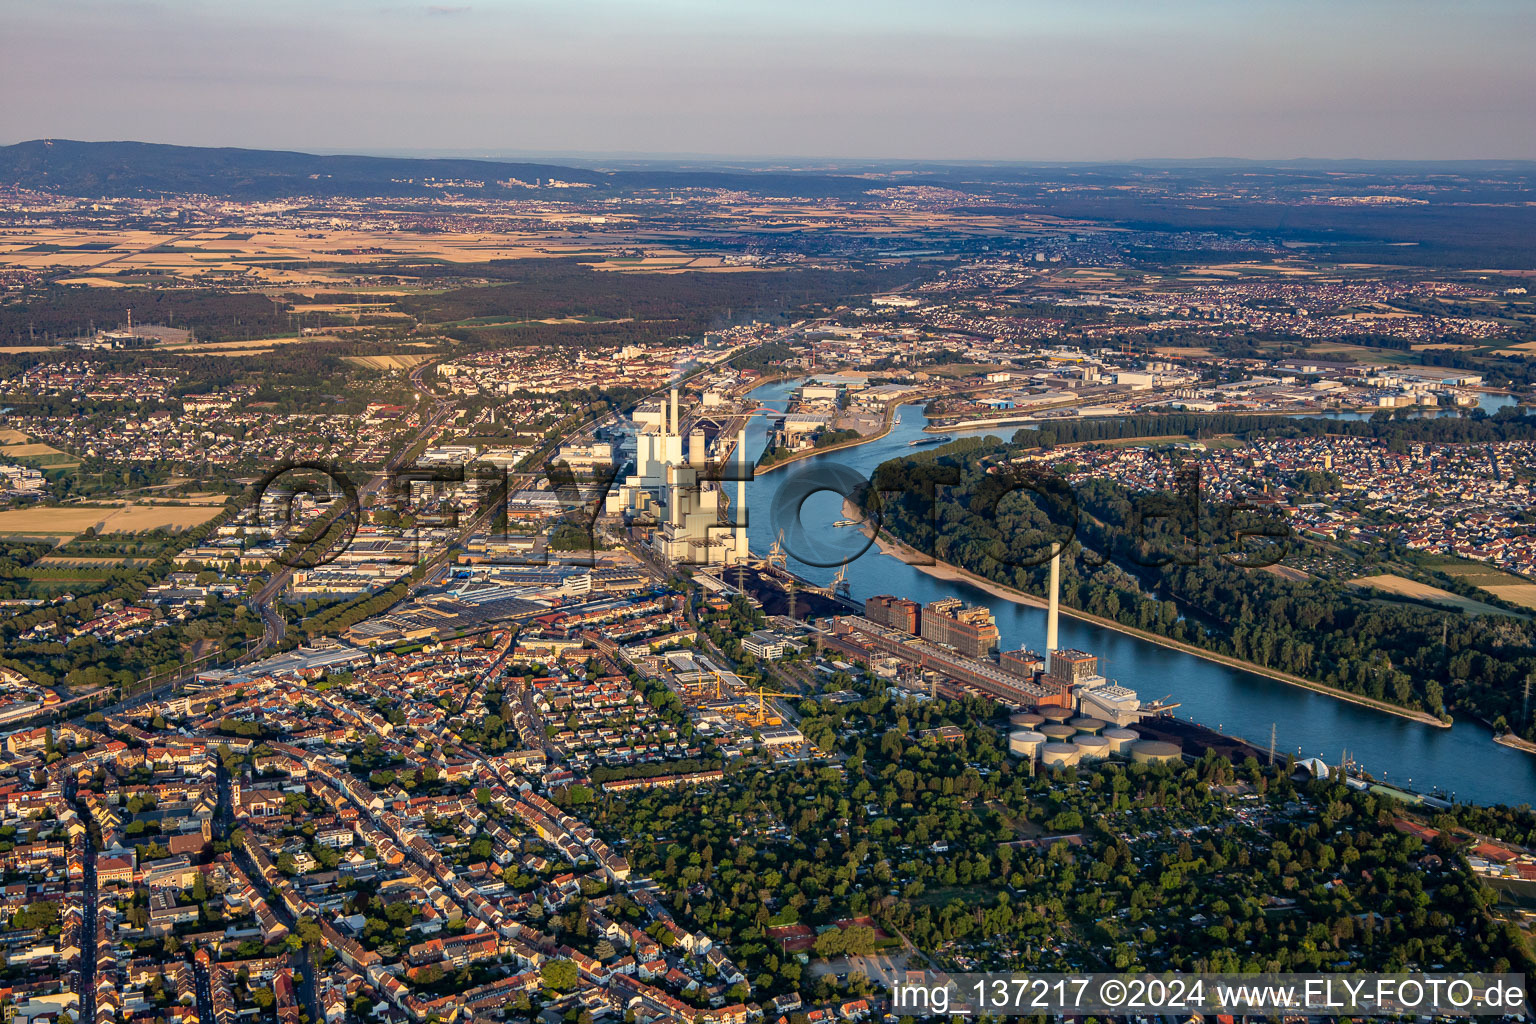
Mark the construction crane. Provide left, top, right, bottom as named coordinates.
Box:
left=748, top=687, right=799, bottom=727
left=682, top=670, right=730, bottom=702
left=826, top=564, right=850, bottom=599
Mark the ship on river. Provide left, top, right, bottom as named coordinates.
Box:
left=908, top=434, right=953, bottom=447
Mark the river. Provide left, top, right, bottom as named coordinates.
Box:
left=740, top=379, right=1536, bottom=807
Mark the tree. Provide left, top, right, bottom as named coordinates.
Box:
left=541, top=958, right=579, bottom=993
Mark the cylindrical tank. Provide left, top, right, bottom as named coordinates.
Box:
left=1102, top=727, right=1139, bottom=755
left=1074, top=734, right=1111, bottom=761
left=1069, top=716, right=1106, bottom=735
left=1130, top=739, right=1182, bottom=765
left=1008, top=711, right=1044, bottom=728
left=1039, top=723, right=1076, bottom=742
left=1007, top=730, right=1045, bottom=758
left=1040, top=742, right=1081, bottom=767
left=1038, top=705, right=1074, bottom=723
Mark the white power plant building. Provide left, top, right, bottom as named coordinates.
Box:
left=607, top=387, right=749, bottom=568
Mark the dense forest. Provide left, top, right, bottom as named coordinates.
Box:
left=864, top=418, right=1536, bottom=736
left=1018, top=406, right=1536, bottom=450
left=0, top=285, right=301, bottom=344
left=395, top=260, right=925, bottom=328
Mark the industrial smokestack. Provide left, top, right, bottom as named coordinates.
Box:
left=735, top=424, right=748, bottom=555
left=670, top=388, right=679, bottom=437
left=1046, top=550, right=1060, bottom=656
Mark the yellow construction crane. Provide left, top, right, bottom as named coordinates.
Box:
left=749, top=687, right=798, bottom=727
left=683, top=670, right=728, bottom=702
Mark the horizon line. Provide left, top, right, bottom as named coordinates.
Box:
left=6, top=138, right=1536, bottom=169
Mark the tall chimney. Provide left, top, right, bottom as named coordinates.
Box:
left=670, top=388, right=679, bottom=437
left=1046, top=549, right=1060, bottom=659
left=735, top=424, right=748, bottom=558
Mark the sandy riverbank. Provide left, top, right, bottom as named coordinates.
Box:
left=844, top=499, right=1451, bottom=730
left=1494, top=732, right=1536, bottom=756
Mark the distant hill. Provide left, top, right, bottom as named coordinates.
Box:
left=0, top=139, right=892, bottom=200
left=0, top=139, right=613, bottom=199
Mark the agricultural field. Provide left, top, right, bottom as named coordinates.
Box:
left=2, top=442, right=69, bottom=459
left=0, top=202, right=1115, bottom=293
left=0, top=436, right=77, bottom=467
left=1, top=225, right=733, bottom=287
left=1349, top=573, right=1517, bottom=616
left=1479, top=584, right=1536, bottom=612
left=342, top=353, right=437, bottom=370
left=33, top=555, right=144, bottom=569
left=1418, top=557, right=1536, bottom=612
left=0, top=502, right=222, bottom=539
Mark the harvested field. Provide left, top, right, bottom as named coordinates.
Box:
left=1482, top=585, right=1536, bottom=612
left=1350, top=573, right=1516, bottom=616
left=1, top=443, right=67, bottom=458
left=158, top=336, right=338, bottom=355
left=343, top=354, right=436, bottom=370
left=1420, top=555, right=1536, bottom=609
left=0, top=507, right=117, bottom=536
left=101, top=504, right=224, bottom=531
left=0, top=502, right=221, bottom=537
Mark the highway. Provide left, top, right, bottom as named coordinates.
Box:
left=248, top=385, right=459, bottom=655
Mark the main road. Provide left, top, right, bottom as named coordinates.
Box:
left=248, top=372, right=460, bottom=653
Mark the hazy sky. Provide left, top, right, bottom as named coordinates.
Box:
left=3, top=0, right=1533, bottom=161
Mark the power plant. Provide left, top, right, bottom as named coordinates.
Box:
left=824, top=544, right=1184, bottom=770
left=850, top=548, right=1150, bottom=719
left=606, top=387, right=749, bottom=567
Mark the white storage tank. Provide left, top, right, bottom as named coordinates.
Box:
left=1009, top=711, right=1044, bottom=728
left=1040, top=741, right=1082, bottom=767
left=1074, top=734, right=1111, bottom=761
left=1069, top=716, right=1107, bottom=736
left=1102, top=727, right=1139, bottom=756
left=1007, top=729, right=1045, bottom=758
